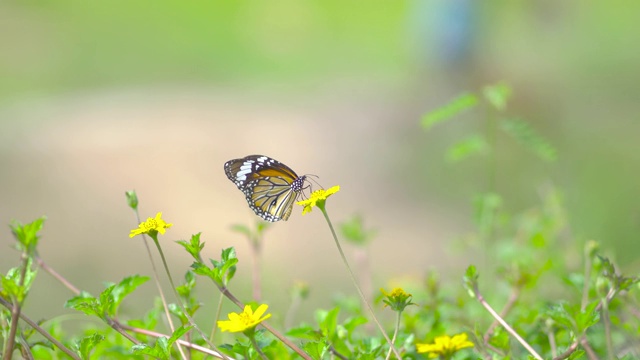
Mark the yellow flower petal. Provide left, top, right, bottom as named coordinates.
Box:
left=129, top=212, right=173, bottom=238
left=217, top=304, right=272, bottom=333
left=296, top=185, right=340, bottom=215
left=416, top=332, right=474, bottom=357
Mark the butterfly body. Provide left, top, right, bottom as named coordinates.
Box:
left=224, top=155, right=306, bottom=222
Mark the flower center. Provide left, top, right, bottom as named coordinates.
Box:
left=143, top=219, right=157, bottom=230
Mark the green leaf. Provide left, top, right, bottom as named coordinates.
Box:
left=255, top=221, right=270, bottom=235
left=76, top=333, right=105, bottom=360
left=342, top=315, right=368, bottom=335
left=445, top=134, right=488, bottom=163
left=175, top=270, right=196, bottom=298
left=318, top=307, right=340, bottom=339
left=302, top=341, right=329, bottom=360
left=567, top=350, right=586, bottom=359
left=106, top=275, right=149, bottom=317
left=168, top=325, right=193, bottom=347
left=65, top=292, right=102, bottom=318
left=1, top=268, right=27, bottom=301
left=125, top=190, right=138, bottom=210
left=191, top=262, right=218, bottom=283
left=286, top=325, right=323, bottom=341
left=500, top=118, right=557, bottom=161
left=339, top=215, right=376, bottom=245
left=10, top=217, right=46, bottom=253
left=463, top=265, right=478, bottom=298
left=482, top=83, right=512, bottom=111
left=176, top=233, right=205, bottom=261
left=421, top=93, right=478, bottom=129
left=575, top=301, right=600, bottom=333
left=230, top=224, right=251, bottom=237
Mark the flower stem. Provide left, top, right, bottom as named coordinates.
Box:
left=474, top=286, right=542, bottom=360
left=0, top=297, right=80, bottom=360
left=250, top=237, right=262, bottom=302
left=209, top=291, right=225, bottom=344
left=151, top=237, right=225, bottom=356
left=320, top=207, right=401, bottom=359
left=135, top=212, right=187, bottom=360
left=385, top=310, right=402, bottom=360
left=216, top=285, right=312, bottom=360
left=248, top=333, right=269, bottom=360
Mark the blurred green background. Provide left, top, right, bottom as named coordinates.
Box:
left=1, top=1, right=639, bottom=325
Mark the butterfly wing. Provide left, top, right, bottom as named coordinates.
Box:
left=224, top=155, right=304, bottom=222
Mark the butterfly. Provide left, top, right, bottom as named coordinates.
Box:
left=224, top=155, right=308, bottom=222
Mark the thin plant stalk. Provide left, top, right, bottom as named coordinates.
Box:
left=3, top=246, right=32, bottom=360
left=216, top=284, right=312, bottom=360
left=320, top=207, right=401, bottom=359
left=209, top=291, right=225, bottom=344
left=122, top=323, right=229, bottom=359
left=150, top=237, right=223, bottom=356
left=0, top=297, right=80, bottom=360
left=36, top=257, right=140, bottom=344
left=249, top=236, right=262, bottom=302
left=248, top=333, right=269, bottom=360
left=385, top=310, right=402, bottom=360
left=601, top=298, right=614, bottom=360
left=473, top=286, right=543, bottom=360
left=134, top=211, right=188, bottom=360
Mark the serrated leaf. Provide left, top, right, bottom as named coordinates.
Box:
left=446, top=134, right=488, bottom=163
left=302, top=341, right=329, bottom=360
left=483, top=83, right=512, bottom=111
left=286, top=325, right=323, bottom=341
left=168, top=325, right=193, bottom=346
left=10, top=217, right=46, bottom=253
left=339, top=215, right=375, bottom=245
left=501, top=118, right=557, bottom=162
left=421, top=93, right=478, bottom=129
left=463, top=265, right=478, bottom=298
left=575, top=301, right=600, bottom=333
left=230, top=224, right=251, bottom=237
left=318, top=307, right=340, bottom=339
left=176, top=233, right=205, bottom=261
left=65, top=292, right=101, bottom=318
left=131, top=338, right=170, bottom=359
left=77, top=333, right=104, bottom=360
left=342, top=315, right=368, bottom=334
left=1, top=272, right=25, bottom=301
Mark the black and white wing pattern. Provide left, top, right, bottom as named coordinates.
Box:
left=224, top=155, right=307, bottom=222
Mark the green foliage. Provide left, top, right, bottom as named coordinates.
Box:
left=176, top=233, right=205, bottom=261
left=10, top=216, right=46, bottom=254
left=2, top=85, right=638, bottom=359
left=422, top=83, right=557, bottom=163
left=501, top=118, right=557, bottom=162
left=446, top=134, right=489, bottom=163
left=75, top=333, right=105, bottom=360
left=339, top=214, right=376, bottom=245
left=421, top=93, right=478, bottom=129
left=131, top=325, right=193, bottom=359
left=191, top=246, right=238, bottom=287
left=65, top=275, right=149, bottom=320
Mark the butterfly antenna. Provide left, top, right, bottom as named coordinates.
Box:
left=305, top=174, right=324, bottom=192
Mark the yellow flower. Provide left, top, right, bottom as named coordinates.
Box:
left=416, top=333, right=474, bottom=358
left=381, top=287, right=415, bottom=312
left=129, top=212, right=173, bottom=238
left=217, top=304, right=271, bottom=333
left=296, top=186, right=340, bottom=214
